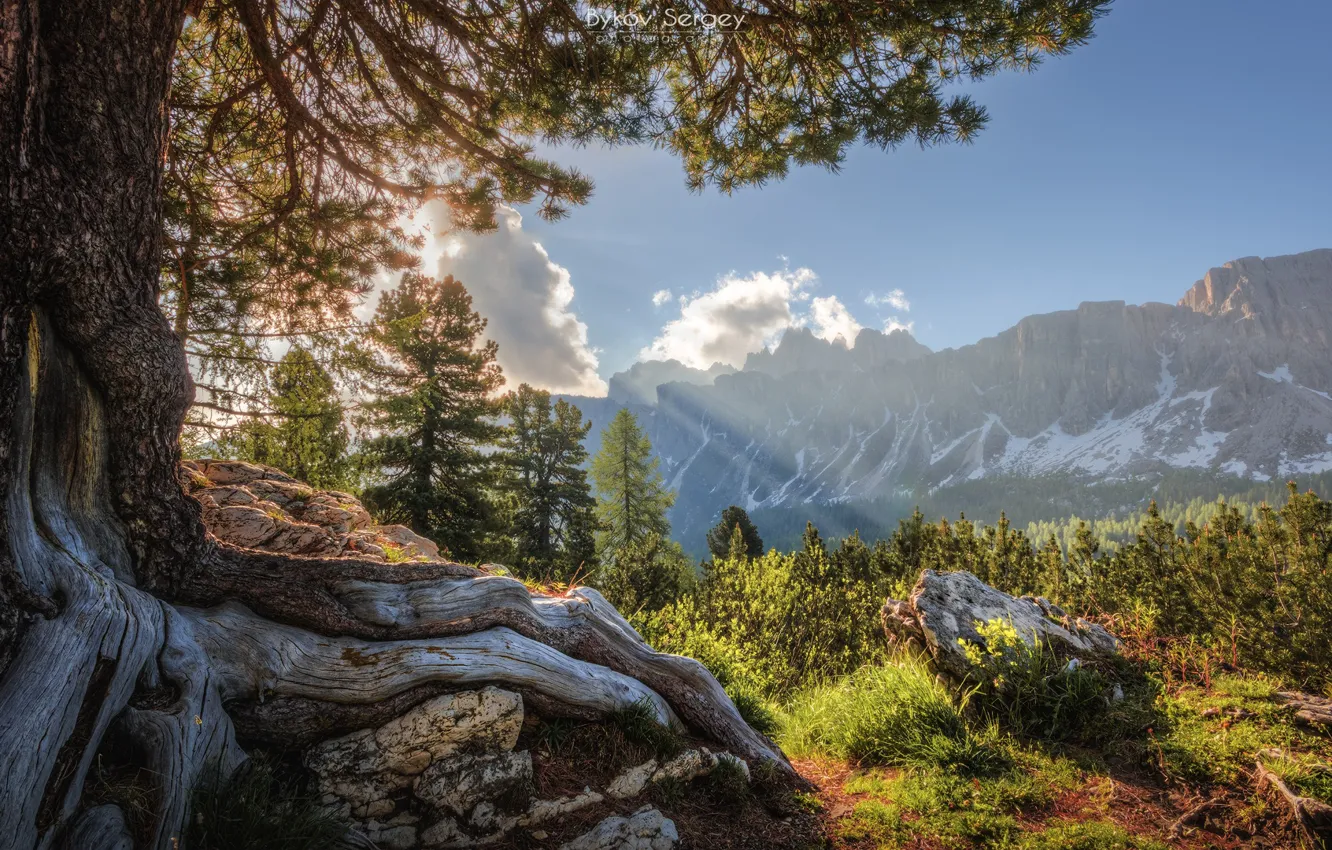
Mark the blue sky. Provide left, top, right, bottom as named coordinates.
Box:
left=437, top=0, right=1332, bottom=392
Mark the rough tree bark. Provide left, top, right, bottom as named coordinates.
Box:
left=0, top=3, right=784, bottom=849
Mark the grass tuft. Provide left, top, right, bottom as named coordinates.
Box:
left=187, top=758, right=347, bottom=850
left=778, top=657, right=1005, bottom=774
left=725, top=681, right=779, bottom=736
left=610, top=698, right=684, bottom=759
left=533, top=717, right=578, bottom=757
left=704, top=755, right=752, bottom=809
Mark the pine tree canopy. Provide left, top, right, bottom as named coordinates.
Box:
left=217, top=346, right=352, bottom=489
left=707, top=505, right=764, bottom=559
left=591, top=408, right=674, bottom=554
left=164, top=0, right=1109, bottom=420
left=359, top=273, right=504, bottom=560
left=499, top=384, right=598, bottom=578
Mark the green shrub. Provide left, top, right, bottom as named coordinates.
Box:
left=778, top=658, right=1004, bottom=774
left=187, top=759, right=347, bottom=850
left=724, top=680, right=778, bottom=736
left=961, top=618, right=1111, bottom=741
left=641, top=527, right=893, bottom=700
left=595, top=533, right=695, bottom=615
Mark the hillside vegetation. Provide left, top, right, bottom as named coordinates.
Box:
left=614, top=484, right=1332, bottom=848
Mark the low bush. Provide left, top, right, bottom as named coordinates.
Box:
left=961, top=618, right=1112, bottom=742
left=640, top=528, right=894, bottom=700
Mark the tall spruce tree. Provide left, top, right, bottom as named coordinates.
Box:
left=500, top=384, right=597, bottom=580
left=706, top=506, right=764, bottom=560
left=359, top=273, right=503, bottom=561
left=590, top=409, right=674, bottom=555
left=218, top=347, right=351, bottom=489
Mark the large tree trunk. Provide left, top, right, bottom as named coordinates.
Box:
left=0, top=3, right=782, bottom=848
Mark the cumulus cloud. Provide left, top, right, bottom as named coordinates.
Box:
left=883, top=316, right=915, bottom=333
left=409, top=202, right=607, bottom=396
left=651, top=289, right=673, bottom=308
left=808, top=295, right=862, bottom=346
left=640, top=266, right=873, bottom=368
left=639, top=267, right=817, bottom=369
left=865, top=288, right=910, bottom=312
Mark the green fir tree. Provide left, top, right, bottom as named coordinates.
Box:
left=359, top=274, right=504, bottom=561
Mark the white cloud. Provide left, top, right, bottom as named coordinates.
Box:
left=410, top=203, right=607, bottom=396
left=651, top=289, right=673, bottom=307
left=640, top=267, right=818, bottom=369
left=865, top=288, right=910, bottom=312
left=641, top=267, right=875, bottom=368
left=883, top=316, right=915, bottom=333
left=808, top=296, right=862, bottom=346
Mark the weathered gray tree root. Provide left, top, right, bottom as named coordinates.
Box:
left=185, top=555, right=791, bottom=770
left=1256, top=750, right=1332, bottom=846
left=0, top=315, right=784, bottom=850
left=1278, top=691, right=1332, bottom=734
left=187, top=601, right=679, bottom=728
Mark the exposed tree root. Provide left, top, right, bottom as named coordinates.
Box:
left=1278, top=691, right=1332, bottom=734
left=1256, top=750, right=1332, bottom=847
left=186, top=555, right=789, bottom=769
left=0, top=308, right=782, bottom=850
left=187, top=601, right=679, bottom=727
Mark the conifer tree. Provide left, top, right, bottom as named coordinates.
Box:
left=706, top=506, right=764, bottom=560
left=219, top=347, right=351, bottom=489
left=594, top=533, right=694, bottom=615
left=590, top=409, right=674, bottom=555
left=499, top=384, right=598, bottom=579
left=359, top=273, right=504, bottom=561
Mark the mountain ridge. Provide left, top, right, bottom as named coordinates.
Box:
left=567, top=249, right=1332, bottom=547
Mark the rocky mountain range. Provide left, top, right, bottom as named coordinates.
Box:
left=566, top=249, right=1332, bottom=548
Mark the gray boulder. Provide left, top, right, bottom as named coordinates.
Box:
left=559, top=806, right=679, bottom=850
left=882, top=569, right=1119, bottom=680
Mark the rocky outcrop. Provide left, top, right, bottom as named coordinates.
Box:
left=609, top=359, right=737, bottom=406
left=882, top=570, right=1119, bottom=680
left=301, top=683, right=741, bottom=848
left=559, top=807, right=678, bottom=850
left=305, top=687, right=533, bottom=848
left=183, top=459, right=441, bottom=561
